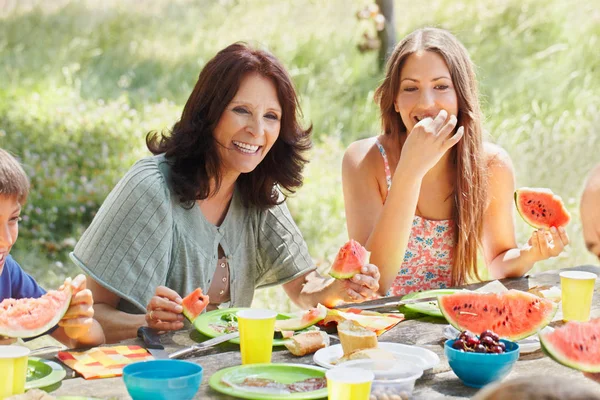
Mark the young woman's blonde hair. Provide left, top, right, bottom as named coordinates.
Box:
left=374, top=27, right=487, bottom=285
left=0, top=148, right=30, bottom=204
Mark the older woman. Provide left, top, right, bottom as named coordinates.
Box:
left=71, top=43, right=379, bottom=342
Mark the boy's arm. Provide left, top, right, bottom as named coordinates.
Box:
left=51, top=320, right=105, bottom=348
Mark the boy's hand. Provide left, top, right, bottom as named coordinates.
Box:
left=59, top=274, right=95, bottom=340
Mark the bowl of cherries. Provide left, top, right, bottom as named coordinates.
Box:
left=444, top=329, right=520, bottom=388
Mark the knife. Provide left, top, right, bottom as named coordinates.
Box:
left=169, top=331, right=240, bottom=359
left=137, top=326, right=170, bottom=359
left=335, top=296, right=439, bottom=311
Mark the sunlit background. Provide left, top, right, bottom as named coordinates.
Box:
left=1, top=0, right=598, bottom=311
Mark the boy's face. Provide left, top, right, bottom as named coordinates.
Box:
left=0, top=195, right=20, bottom=275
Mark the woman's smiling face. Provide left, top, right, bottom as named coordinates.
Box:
left=394, top=50, right=459, bottom=133
left=213, top=72, right=282, bottom=176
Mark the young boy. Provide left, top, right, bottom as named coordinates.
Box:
left=581, top=163, right=600, bottom=261
left=0, top=148, right=105, bottom=347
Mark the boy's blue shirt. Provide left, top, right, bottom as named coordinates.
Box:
left=0, top=255, right=46, bottom=301
left=0, top=255, right=58, bottom=338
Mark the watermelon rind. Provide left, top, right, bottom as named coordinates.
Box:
left=438, top=290, right=558, bottom=341
left=0, top=286, right=72, bottom=338
left=539, top=321, right=600, bottom=373
left=275, top=303, right=328, bottom=331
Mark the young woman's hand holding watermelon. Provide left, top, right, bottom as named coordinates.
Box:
left=522, top=227, right=570, bottom=262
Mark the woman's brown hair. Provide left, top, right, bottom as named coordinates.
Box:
left=147, top=42, right=312, bottom=209
left=374, top=27, right=487, bottom=285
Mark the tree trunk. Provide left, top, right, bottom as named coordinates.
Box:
left=376, top=0, right=396, bottom=70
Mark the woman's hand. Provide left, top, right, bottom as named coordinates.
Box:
left=145, top=286, right=184, bottom=332
left=59, top=274, right=95, bottom=340
left=398, top=109, right=463, bottom=178
left=584, top=372, right=600, bottom=384
left=524, top=227, right=569, bottom=262
left=337, top=264, right=381, bottom=303
left=0, top=336, right=17, bottom=345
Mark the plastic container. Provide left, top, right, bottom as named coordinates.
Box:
left=339, top=359, right=423, bottom=400
left=122, top=359, right=203, bottom=400
left=445, top=339, right=519, bottom=388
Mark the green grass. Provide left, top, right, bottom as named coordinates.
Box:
left=1, top=0, right=599, bottom=311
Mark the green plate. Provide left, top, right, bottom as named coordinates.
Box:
left=209, top=363, right=327, bottom=399
left=401, top=288, right=466, bottom=318
left=25, top=357, right=66, bottom=390
left=193, top=308, right=315, bottom=346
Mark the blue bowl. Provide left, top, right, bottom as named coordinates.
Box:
left=122, top=360, right=203, bottom=400
left=445, top=339, right=519, bottom=388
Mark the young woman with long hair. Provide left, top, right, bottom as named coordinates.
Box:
left=342, top=28, right=568, bottom=296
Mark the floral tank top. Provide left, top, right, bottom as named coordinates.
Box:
left=375, top=139, right=456, bottom=297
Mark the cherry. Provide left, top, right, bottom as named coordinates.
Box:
left=466, top=336, right=480, bottom=347
left=480, top=330, right=494, bottom=338
left=453, top=339, right=466, bottom=351
left=498, top=342, right=506, bottom=352
left=481, top=336, right=495, bottom=347
left=475, top=344, right=487, bottom=353
left=459, top=330, right=476, bottom=341
left=491, top=345, right=504, bottom=354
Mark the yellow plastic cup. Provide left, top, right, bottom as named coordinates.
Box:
left=0, top=345, right=30, bottom=399
left=326, top=367, right=374, bottom=400
left=560, top=271, right=597, bottom=322
left=236, top=309, right=277, bottom=365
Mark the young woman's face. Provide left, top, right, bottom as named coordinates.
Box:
left=213, top=73, right=282, bottom=176
left=395, top=50, right=459, bottom=133
left=0, top=195, right=20, bottom=275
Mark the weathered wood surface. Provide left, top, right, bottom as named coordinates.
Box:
left=50, top=265, right=600, bottom=399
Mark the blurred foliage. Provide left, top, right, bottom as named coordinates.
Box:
left=0, top=0, right=599, bottom=310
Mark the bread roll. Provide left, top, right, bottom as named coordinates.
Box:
left=337, top=320, right=378, bottom=356
left=284, top=331, right=330, bottom=356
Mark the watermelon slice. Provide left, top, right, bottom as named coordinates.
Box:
left=540, top=319, right=600, bottom=373
left=329, top=239, right=370, bottom=279
left=0, top=285, right=72, bottom=338
left=275, top=304, right=328, bottom=331
left=182, top=288, right=209, bottom=322
left=439, top=290, right=557, bottom=341
left=515, top=187, right=571, bottom=229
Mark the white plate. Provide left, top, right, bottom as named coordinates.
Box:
left=313, top=342, right=440, bottom=370
left=442, top=325, right=555, bottom=354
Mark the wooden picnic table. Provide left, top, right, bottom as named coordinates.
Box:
left=50, top=265, right=600, bottom=399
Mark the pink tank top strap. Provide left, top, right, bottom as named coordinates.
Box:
left=375, top=138, right=393, bottom=196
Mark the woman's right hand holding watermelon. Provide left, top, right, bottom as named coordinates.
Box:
left=145, top=286, right=185, bottom=332
left=523, top=227, right=570, bottom=262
